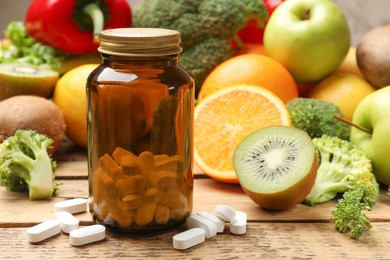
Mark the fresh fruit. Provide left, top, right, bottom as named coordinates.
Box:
left=350, top=86, right=390, bottom=186
left=194, top=84, right=291, bottom=184
left=53, top=64, right=99, bottom=148
left=356, top=25, right=390, bottom=88
left=337, top=47, right=364, bottom=78
left=0, top=95, right=66, bottom=155
left=263, top=0, right=350, bottom=83
left=0, top=63, right=59, bottom=101
left=199, top=54, right=298, bottom=103
left=233, top=125, right=318, bottom=210
left=233, top=44, right=266, bottom=56
left=56, top=54, right=102, bottom=75
left=309, top=73, right=375, bottom=121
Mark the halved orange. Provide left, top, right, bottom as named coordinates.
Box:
left=194, top=84, right=291, bottom=184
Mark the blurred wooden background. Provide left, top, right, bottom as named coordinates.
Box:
left=0, top=0, right=389, bottom=46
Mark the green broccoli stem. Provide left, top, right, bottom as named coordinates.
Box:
left=27, top=151, right=54, bottom=200
left=19, top=134, right=55, bottom=200
left=304, top=152, right=351, bottom=205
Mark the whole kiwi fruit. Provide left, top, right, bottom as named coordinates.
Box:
left=356, top=25, right=390, bottom=88
left=0, top=95, right=66, bottom=155
left=233, top=125, right=318, bottom=210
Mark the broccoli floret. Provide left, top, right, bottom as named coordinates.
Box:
left=286, top=98, right=351, bottom=140
left=132, top=0, right=268, bottom=96
left=304, top=135, right=379, bottom=207
left=0, top=130, right=58, bottom=200
left=331, top=189, right=372, bottom=239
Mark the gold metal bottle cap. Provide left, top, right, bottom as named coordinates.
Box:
left=98, top=28, right=183, bottom=57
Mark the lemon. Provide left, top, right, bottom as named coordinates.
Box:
left=309, top=73, right=376, bottom=121
left=53, top=64, right=99, bottom=148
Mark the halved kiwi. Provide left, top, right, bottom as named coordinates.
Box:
left=233, top=125, right=318, bottom=210
left=0, top=63, right=59, bottom=101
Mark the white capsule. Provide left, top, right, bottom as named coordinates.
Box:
left=185, top=215, right=217, bottom=239
left=27, top=219, right=61, bottom=243
left=173, top=228, right=206, bottom=250
left=197, top=211, right=225, bottom=233
left=230, top=211, right=247, bottom=235
left=55, top=211, right=79, bottom=233
left=55, top=198, right=88, bottom=214
left=212, top=204, right=236, bottom=222
left=70, top=224, right=106, bottom=246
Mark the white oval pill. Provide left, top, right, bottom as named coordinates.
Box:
left=173, top=228, right=205, bottom=250
left=212, top=204, right=236, bottom=222
left=55, top=198, right=88, bottom=214
left=185, top=215, right=217, bottom=239
left=55, top=211, right=79, bottom=233
left=70, top=224, right=106, bottom=246
left=230, top=211, right=247, bottom=235
left=27, top=219, right=61, bottom=243
left=197, top=211, right=225, bottom=233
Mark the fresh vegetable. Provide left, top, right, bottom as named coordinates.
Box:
left=0, top=130, right=58, bottom=200
left=232, top=0, right=284, bottom=48
left=331, top=189, right=372, bottom=239
left=1, top=21, right=67, bottom=69
left=132, top=0, right=268, bottom=96
left=286, top=98, right=351, bottom=140
left=304, top=135, right=379, bottom=207
left=25, top=0, right=132, bottom=54
left=305, top=135, right=379, bottom=238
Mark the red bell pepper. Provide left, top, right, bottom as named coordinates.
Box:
left=25, top=0, right=132, bottom=54
left=232, top=0, right=284, bottom=49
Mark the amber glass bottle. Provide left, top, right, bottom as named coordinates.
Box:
left=87, top=28, right=194, bottom=232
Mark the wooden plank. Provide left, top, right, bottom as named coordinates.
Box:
left=1, top=178, right=389, bottom=227
left=1, top=223, right=389, bottom=259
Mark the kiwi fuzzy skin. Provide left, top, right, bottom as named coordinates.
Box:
left=242, top=152, right=319, bottom=210
left=0, top=95, right=66, bottom=155
left=357, top=25, right=390, bottom=88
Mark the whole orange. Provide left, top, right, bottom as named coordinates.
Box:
left=198, top=54, right=298, bottom=104
left=233, top=44, right=266, bottom=56
left=53, top=64, right=99, bottom=148
left=309, top=73, right=376, bottom=121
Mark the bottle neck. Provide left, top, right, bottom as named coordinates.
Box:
left=101, top=53, right=180, bottom=68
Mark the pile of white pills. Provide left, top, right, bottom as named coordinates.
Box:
left=27, top=198, right=106, bottom=246
left=27, top=199, right=246, bottom=250
left=173, top=204, right=247, bottom=250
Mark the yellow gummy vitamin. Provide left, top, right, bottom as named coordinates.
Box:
left=108, top=199, right=134, bottom=228
left=99, top=154, right=122, bottom=182
left=160, top=190, right=187, bottom=209
left=112, top=147, right=138, bottom=165
left=155, top=155, right=184, bottom=173
left=154, top=204, right=171, bottom=225
left=138, top=151, right=155, bottom=178
left=122, top=188, right=159, bottom=209
left=149, top=171, right=179, bottom=190
left=92, top=167, right=115, bottom=205
left=134, top=203, right=157, bottom=226
left=153, top=154, right=170, bottom=162
left=115, top=175, right=146, bottom=197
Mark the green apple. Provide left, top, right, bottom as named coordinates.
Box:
left=263, top=0, right=350, bottom=83
left=350, top=86, right=390, bottom=185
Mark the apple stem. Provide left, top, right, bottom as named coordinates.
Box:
left=333, top=115, right=372, bottom=135
left=304, top=8, right=311, bottom=20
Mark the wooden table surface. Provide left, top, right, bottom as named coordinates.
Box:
left=1, top=140, right=390, bottom=260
